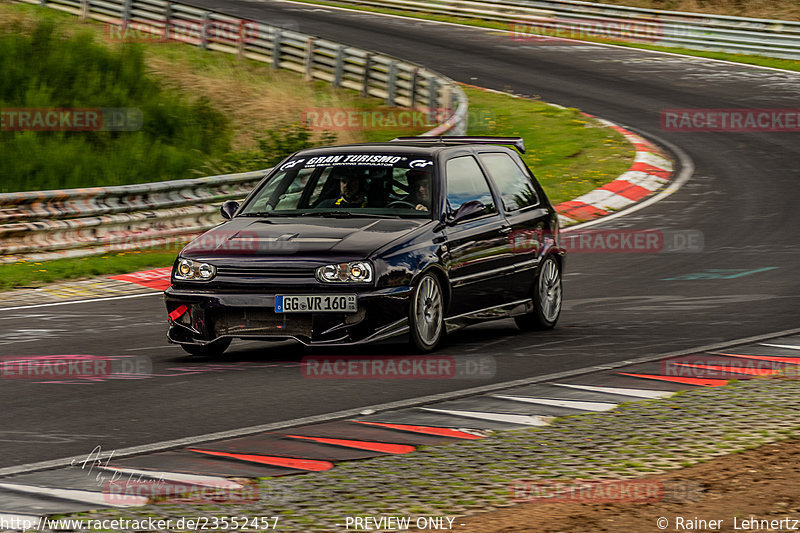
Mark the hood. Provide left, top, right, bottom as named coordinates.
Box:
left=181, top=216, right=426, bottom=259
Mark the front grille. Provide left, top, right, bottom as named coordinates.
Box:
left=216, top=266, right=316, bottom=279
left=213, top=309, right=313, bottom=337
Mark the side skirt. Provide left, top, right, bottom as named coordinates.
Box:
left=444, top=298, right=534, bottom=333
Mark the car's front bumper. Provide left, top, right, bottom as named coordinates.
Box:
left=164, top=285, right=412, bottom=346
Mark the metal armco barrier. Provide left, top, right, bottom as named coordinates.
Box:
left=318, top=0, right=800, bottom=60
left=0, top=171, right=268, bottom=263
left=3, top=0, right=468, bottom=264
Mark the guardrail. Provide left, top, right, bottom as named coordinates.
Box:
left=0, top=171, right=268, bottom=263
left=318, top=0, right=800, bottom=60
left=2, top=0, right=468, bottom=264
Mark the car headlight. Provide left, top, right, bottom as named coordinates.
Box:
left=173, top=258, right=217, bottom=281
left=316, top=261, right=373, bottom=283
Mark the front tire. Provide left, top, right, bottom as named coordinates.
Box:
left=180, top=338, right=231, bottom=357
left=409, top=273, right=445, bottom=352
left=515, top=255, right=562, bottom=331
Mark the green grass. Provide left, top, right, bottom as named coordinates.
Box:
left=463, top=85, right=634, bottom=205
left=1, top=248, right=183, bottom=291
left=287, top=0, right=800, bottom=73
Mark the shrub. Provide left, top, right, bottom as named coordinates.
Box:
left=0, top=20, right=232, bottom=192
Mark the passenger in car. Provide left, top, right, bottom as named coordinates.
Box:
left=405, top=169, right=432, bottom=211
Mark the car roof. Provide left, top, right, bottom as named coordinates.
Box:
left=292, top=138, right=523, bottom=158
left=293, top=142, right=451, bottom=158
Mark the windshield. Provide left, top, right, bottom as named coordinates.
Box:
left=239, top=153, right=435, bottom=218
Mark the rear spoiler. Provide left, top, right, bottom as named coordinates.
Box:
left=390, top=136, right=526, bottom=154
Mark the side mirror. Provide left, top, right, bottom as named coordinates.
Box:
left=448, top=200, right=485, bottom=225
left=220, top=200, right=240, bottom=220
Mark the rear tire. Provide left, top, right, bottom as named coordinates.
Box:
left=180, top=338, right=231, bottom=357
left=515, top=255, right=562, bottom=331
left=409, top=273, right=445, bottom=352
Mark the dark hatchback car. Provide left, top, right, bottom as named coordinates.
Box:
left=165, top=136, right=565, bottom=356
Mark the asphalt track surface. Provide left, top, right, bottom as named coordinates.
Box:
left=1, top=1, right=799, bottom=469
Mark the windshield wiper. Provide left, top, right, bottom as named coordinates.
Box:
left=239, top=211, right=301, bottom=217
left=300, top=211, right=402, bottom=219
left=241, top=211, right=408, bottom=219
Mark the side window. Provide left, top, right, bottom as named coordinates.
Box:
left=247, top=173, right=290, bottom=212
left=274, top=167, right=316, bottom=210
left=445, top=156, right=496, bottom=216
left=391, top=168, right=409, bottom=198
left=478, top=152, right=539, bottom=211
left=307, top=167, right=333, bottom=206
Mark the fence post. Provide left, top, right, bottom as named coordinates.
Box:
left=79, top=0, right=89, bottom=21
left=237, top=18, right=247, bottom=58
left=386, top=61, right=398, bottom=106
left=361, top=53, right=372, bottom=97
left=272, top=28, right=282, bottom=69
left=427, top=76, right=439, bottom=123
left=121, top=0, right=132, bottom=28
left=441, top=85, right=452, bottom=119
left=163, top=1, right=172, bottom=41
left=304, top=38, right=315, bottom=81
left=333, top=46, right=345, bottom=88
left=200, top=11, right=210, bottom=50
left=409, top=67, right=419, bottom=108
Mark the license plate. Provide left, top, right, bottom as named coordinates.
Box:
left=275, top=294, right=357, bottom=313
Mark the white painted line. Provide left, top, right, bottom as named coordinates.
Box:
left=760, top=343, right=800, bottom=350
left=0, top=292, right=161, bottom=312
left=492, top=395, right=617, bottom=412
left=99, top=467, right=243, bottom=489
left=635, top=151, right=673, bottom=170
left=5, top=326, right=800, bottom=478
left=0, top=482, right=147, bottom=508
left=575, top=188, right=617, bottom=205
left=579, top=189, right=635, bottom=211
left=619, top=170, right=669, bottom=191
left=419, top=407, right=552, bottom=426
left=552, top=383, right=672, bottom=399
